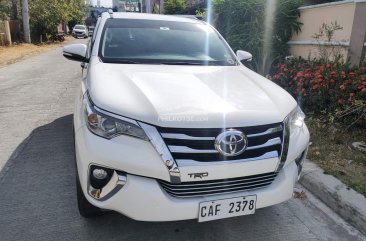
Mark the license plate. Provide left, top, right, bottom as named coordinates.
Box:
left=198, top=195, right=256, bottom=222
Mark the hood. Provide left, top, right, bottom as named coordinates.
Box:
left=87, top=59, right=297, bottom=128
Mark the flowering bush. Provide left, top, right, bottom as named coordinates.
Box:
left=270, top=58, right=366, bottom=124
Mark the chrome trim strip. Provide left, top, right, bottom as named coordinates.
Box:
left=93, top=105, right=140, bottom=125
left=176, top=151, right=279, bottom=167
left=246, top=126, right=283, bottom=137
left=160, top=174, right=277, bottom=188
left=169, top=146, right=218, bottom=154
left=164, top=185, right=272, bottom=198
left=161, top=126, right=282, bottom=140
left=163, top=181, right=273, bottom=197
left=139, top=122, right=181, bottom=183
left=161, top=133, right=215, bottom=141
left=88, top=169, right=127, bottom=201
left=246, top=137, right=282, bottom=150
left=276, top=119, right=290, bottom=172
left=169, top=137, right=281, bottom=154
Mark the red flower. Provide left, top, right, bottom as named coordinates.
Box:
left=312, top=84, right=319, bottom=90
left=340, top=85, right=346, bottom=90
left=362, top=88, right=366, bottom=92
left=326, top=63, right=331, bottom=68
left=330, top=79, right=335, bottom=84
left=345, top=79, right=350, bottom=84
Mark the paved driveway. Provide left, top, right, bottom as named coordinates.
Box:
left=0, top=40, right=365, bottom=241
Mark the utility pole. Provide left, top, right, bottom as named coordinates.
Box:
left=22, top=0, right=31, bottom=43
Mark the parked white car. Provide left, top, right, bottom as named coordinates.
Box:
left=63, top=12, right=309, bottom=222
left=72, top=25, right=88, bottom=38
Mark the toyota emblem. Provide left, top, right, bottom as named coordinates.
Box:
left=215, top=130, right=248, bottom=156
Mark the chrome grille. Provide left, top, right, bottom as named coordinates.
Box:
left=159, top=172, right=278, bottom=197
left=157, top=123, right=284, bottom=163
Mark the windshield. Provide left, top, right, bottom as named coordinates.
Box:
left=74, top=25, right=85, bottom=30
left=99, top=19, right=237, bottom=66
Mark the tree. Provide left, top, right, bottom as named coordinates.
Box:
left=164, top=0, right=186, bottom=14
left=28, top=0, right=85, bottom=41
left=0, top=0, right=10, bottom=19
left=213, top=0, right=303, bottom=75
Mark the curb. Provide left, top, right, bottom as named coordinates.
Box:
left=299, top=160, right=366, bottom=236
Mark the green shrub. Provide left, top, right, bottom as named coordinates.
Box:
left=270, top=58, right=366, bottom=125
left=212, top=0, right=303, bottom=75
left=164, top=0, right=186, bottom=14
left=0, top=0, right=9, bottom=20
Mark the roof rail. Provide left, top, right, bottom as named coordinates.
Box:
left=108, top=9, right=113, bottom=18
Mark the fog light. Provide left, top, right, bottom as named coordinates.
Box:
left=93, top=168, right=108, bottom=180
left=89, top=165, right=113, bottom=189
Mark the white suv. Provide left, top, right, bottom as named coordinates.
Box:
left=72, top=25, right=88, bottom=38
left=63, top=12, right=309, bottom=222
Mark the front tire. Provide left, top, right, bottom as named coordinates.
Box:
left=74, top=126, right=103, bottom=218
left=76, top=172, right=103, bottom=218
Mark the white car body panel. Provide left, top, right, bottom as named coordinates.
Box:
left=87, top=60, right=297, bottom=128
left=67, top=12, right=310, bottom=222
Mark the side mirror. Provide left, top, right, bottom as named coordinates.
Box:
left=63, top=44, right=87, bottom=62
left=236, top=50, right=253, bottom=62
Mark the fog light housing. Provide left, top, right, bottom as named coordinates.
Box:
left=88, top=165, right=127, bottom=201
left=89, top=165, right=113, bottom=189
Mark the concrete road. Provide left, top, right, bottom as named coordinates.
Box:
left=0, top=41, right=365, bottom=241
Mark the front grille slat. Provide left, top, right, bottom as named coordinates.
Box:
left=160, top=172, right=277, bottom=188
left=159, top=172, right=277, bottom=198
left=168, top=137, right=282, bottom=154
left=175, top=151, right=279, bottom=167
left=157, top=123, right=283, bottom=197
left=161, top=133, right=215, bottom=141
left=158, top=122, right=284, bottom=163
left=160, top=177, right=276, bottom=191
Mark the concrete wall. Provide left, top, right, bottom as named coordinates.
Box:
left=289, top=0, right=366, bottom=65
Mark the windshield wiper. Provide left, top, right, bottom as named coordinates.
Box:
left=106, top=59, right=142, bottom=64
left=160, top=62, right=203, bottom=65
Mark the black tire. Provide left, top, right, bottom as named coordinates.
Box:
left=76, top=171, right=103, bottom=218
left=73, top=126, right=103, bottom=218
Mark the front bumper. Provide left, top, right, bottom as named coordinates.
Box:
left=73, top=32, right=87, bottom=37
left=75, top=125, right=301, bottom=222
left=84, top=161, right=298, bottom=222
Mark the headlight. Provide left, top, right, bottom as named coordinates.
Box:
left=83, top=94, right=149, bottom=140
left=288, top=105, right=305, bottom=132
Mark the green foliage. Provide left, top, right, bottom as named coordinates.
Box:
left=212, top=0, right=303, bottom=74
left=0, top=0, right=10, bottom=20
left=164, top=0, right=186, bottom=14
left=29, top=0, right=85, bottom=41
left=270, top=58, right=366, bottom=126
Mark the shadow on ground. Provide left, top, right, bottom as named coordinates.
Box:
left=0, top=115, right=318, bottom=241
